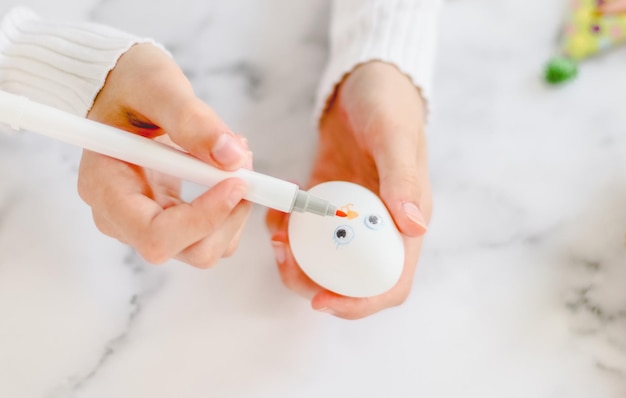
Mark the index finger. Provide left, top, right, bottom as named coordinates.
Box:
left=110, top=178, right=248, bottom=264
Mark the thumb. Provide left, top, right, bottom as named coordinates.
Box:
left=119, top=45, right=249, bottom=170
left=149, top=94, right=249, bottom=171
left=372, top=126, right=430, bottom=237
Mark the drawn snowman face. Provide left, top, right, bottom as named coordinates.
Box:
left=288, top=181, right=404, bottom=298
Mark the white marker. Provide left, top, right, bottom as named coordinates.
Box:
left=0, top=90, right=340, bottom=217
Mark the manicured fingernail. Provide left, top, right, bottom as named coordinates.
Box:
left=402, top=202, right=427, bottom=229
left=212, top=133, right=246, bottom=168
left=271, top=241, right=286, bottom=264
left=227, top=184, right=247, bottom=207
left=316, top=307, right=336, bottom=315
left=244, top=151, right=254, bottom=170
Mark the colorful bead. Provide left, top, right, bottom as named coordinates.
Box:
left=611, top=26, right=623, bottom=38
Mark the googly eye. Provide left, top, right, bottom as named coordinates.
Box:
left=364, top=214, right=384, bottom=230
left=333, top=225, right=354, bottom=246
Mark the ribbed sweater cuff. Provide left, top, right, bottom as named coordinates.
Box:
left=0, top=7, right=163, bottom=116
left=316, top=0, right=441, bottom=122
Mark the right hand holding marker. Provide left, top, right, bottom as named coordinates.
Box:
left=78, top=44, right=253, bottom=268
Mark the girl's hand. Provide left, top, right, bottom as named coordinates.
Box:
left=267, top=61, right=432, bottom=319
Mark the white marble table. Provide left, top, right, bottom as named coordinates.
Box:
left=1, top=0, right=625, bottom=397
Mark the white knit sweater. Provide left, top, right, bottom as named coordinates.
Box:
left=317, top=0, right=440, bottom=118
left=0, top=2, right=440, bottom=119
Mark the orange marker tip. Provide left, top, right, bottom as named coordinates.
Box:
left=335, top=210, right=347, bottom=218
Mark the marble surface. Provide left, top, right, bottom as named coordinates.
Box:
left=1, top=0, right=625, bottom=397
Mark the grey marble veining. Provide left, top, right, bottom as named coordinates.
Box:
left=46, top=249, right=166, bottom=397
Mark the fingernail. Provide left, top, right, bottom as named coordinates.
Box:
left=316, top=307, right=336, bottom=315
left=212, top=133, right=246, bottom=168
left=271, top=241, right=286, bottom=264
left=244, top=151, right=254, bottom=170
left=402, top=202, right=427, bottom=229
left=227, top=184, right=247, bottom=207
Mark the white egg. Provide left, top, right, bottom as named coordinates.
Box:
left=288, top=181, right=405, bottom=298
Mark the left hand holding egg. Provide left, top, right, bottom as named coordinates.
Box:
left=266, top=61, right=432, bottom=320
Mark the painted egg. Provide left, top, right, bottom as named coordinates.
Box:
left=288, top=181, right=405, bottom=298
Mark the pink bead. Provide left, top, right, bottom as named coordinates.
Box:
left=612, top=26, right=623, bottom=39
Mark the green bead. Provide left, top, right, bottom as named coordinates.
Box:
left=544, top=57, right=578, bottom=84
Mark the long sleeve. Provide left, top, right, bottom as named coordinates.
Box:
left=316, top=0, right=442, bottom=120
left=0, top=7, right=161, bottom=117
